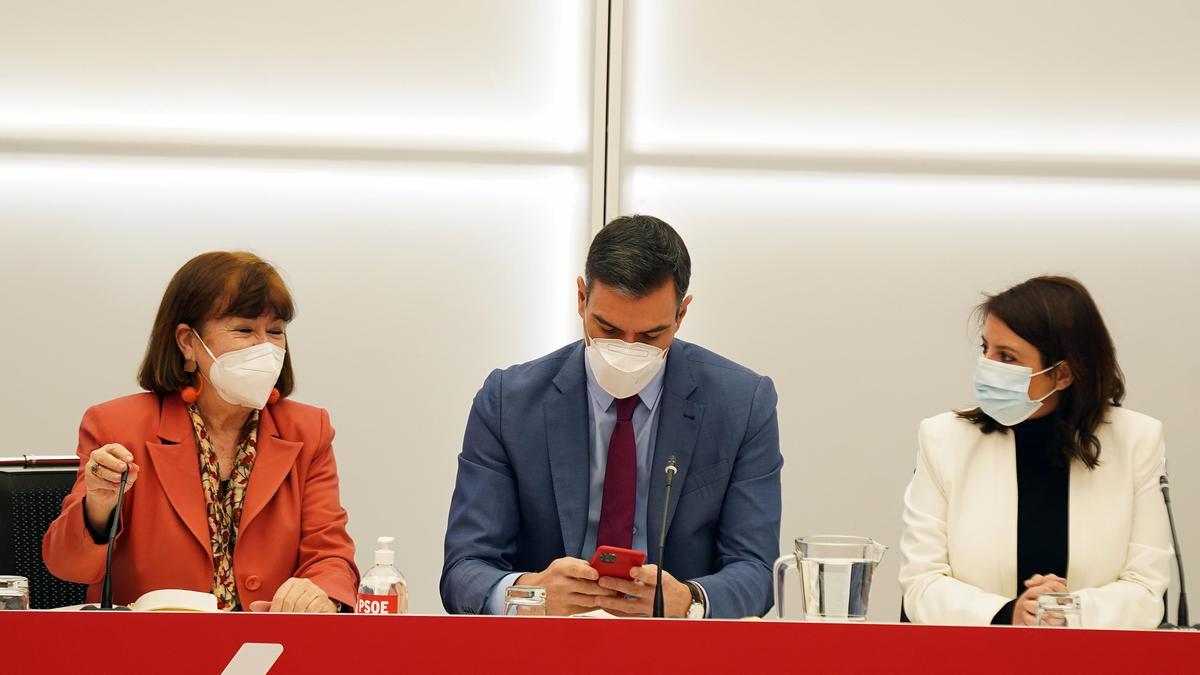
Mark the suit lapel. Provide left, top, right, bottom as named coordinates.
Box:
left=241, top=406, right=303, bottom=532
left=647, top=343, right=703, bottom=565
left=1066, top=451, right=1090, bottom=585
left=992, top=430, right=1019, bottom=597
left=545, top=342, right=591, bottom=557
left=147, top=395, right=211, bottom=557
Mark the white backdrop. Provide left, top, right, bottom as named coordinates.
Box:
left=2, top=1, right=1198, bottom=620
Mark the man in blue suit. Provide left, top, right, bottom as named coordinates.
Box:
left=441, top=215, right=782, bottom=618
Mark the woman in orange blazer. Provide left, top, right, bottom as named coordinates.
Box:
left=43, top=251, right=359, bottom=611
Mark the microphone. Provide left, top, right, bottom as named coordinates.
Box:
left=83, top=469, right=132, bottom=611
left=653, top=455, right=678, bottom=618
left=1159, top=468, right=1196, bottom=629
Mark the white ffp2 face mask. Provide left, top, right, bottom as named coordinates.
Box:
left=194, top=332, right=286, bottom=409
left=585, top=330, right=667, bottom=400
left=972, top=356, right=1062, bottom=426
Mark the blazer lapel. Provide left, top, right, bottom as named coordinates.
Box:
left=1065, top=451, right=1094, bottom=586
left=545, top=342, right=591, bottom=557
left=647, top=343, right=703, bottom=565
left=990, top=430, right=1019, bottom=597
left=240, top=406, right=303, bottom=532
left=147, top=395, right=211, bottom=557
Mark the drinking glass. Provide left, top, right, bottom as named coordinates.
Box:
left=0, top=576, right=30, bottom=611
left=504, top=585, right=547, bottom=616
left=1036, top=593, right=1082, bottom=628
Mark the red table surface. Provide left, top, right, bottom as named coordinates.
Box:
left=2, top=611, right=1197, bottom=674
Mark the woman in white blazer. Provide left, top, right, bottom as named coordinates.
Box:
left=899, top=276, right=1172, bottom=629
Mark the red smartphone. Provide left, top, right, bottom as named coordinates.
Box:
left=589, top=545, right=646, bottom=580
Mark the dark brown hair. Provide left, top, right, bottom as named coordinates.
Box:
left=586, top=214, right=691, bottom=308
left=137, top=251, right=296, bottom=397
left=956, top=276, right=1125, bottom=469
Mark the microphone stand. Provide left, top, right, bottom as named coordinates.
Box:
left=1158, top=475, right=1197, bottom=630
left=653, top=456, right=677, bottom=618
left=83, top=470, right=131, bottom=611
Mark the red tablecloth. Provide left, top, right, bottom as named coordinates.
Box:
left=3, top=611, right=1196, bottom=674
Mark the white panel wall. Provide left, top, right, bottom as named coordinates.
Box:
left=620, top=0, right=1200, bottom=621
left=0, top=1, right=596, bottom=615
left=623, top=0, right=1200, bottom=160
left=0, top=1, right=591, bottom=153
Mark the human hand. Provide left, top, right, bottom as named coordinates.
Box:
left=595, top=564, right=693, bottom=617
left=249, top=577, right=337, bottom=613
left=83, top=444, right=139, bottom=530
left=516, top=557, right=616, bottom=616
left=1013, top=573, right=1068, bottom=626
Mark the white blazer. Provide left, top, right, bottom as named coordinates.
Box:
left=899, top=406, right=1172, bottom=628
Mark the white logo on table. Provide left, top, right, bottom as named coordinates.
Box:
left=222, top=643, right=284, bottom=675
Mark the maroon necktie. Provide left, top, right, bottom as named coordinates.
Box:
left=597, top=395, right=639, bottom=549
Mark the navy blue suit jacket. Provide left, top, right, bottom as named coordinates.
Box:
left=440, top=339, right=783, bottom=618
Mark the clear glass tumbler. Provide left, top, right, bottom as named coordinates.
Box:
left=1036, top=592, right=1082, bottom=628
left=504, top=585, right=547, bottom=616
left=0, top=576, right=30, bottom=611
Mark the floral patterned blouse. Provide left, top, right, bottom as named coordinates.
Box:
left=187, top=404, right=259, bottom=611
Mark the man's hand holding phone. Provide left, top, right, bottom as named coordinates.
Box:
left=516, top=557, right=616, bottom=616
left=595, top=564, right=693, bottom=617
left=585, top=546, right=688, bottom=617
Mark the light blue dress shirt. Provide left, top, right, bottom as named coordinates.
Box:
left=484, top=351, right=666, bottom=614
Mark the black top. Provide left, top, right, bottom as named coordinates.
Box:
left=990, top=412, right=1070, bottom=624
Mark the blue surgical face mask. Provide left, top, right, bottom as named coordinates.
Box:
left=972, top=356, right=1063, bottom=426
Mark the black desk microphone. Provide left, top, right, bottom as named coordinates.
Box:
left=82, top=469, right=131, bottom=611
left=652, top=455, right=678, bottom=618
left=1158, top=467, right=1197, bottom=630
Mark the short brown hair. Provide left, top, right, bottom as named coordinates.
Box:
left=138, top=251, right=296, bottom=397
left=956, top=276, right=1125, bottom=469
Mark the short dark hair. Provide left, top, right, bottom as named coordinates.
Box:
left=138, top=251, right=296, bottom=397
left=956, top=275, right=1125, bottom=469
left=585, top=214, right=691, bottom=307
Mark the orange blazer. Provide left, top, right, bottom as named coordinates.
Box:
left=43, top=392, right=360, bottom=609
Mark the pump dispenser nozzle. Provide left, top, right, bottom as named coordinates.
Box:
left=375, top=536, right=396, bottom=566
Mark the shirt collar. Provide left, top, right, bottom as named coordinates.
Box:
left=582, top=343, right=668, bottom=414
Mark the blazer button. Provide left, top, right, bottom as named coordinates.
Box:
left=246, top=575, right=262, bottom=591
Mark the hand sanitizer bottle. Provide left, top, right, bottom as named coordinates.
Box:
left=356, top=536, right=408, bottom=614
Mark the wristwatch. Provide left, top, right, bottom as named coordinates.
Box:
left=684, top=581, right=706, bottom=619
